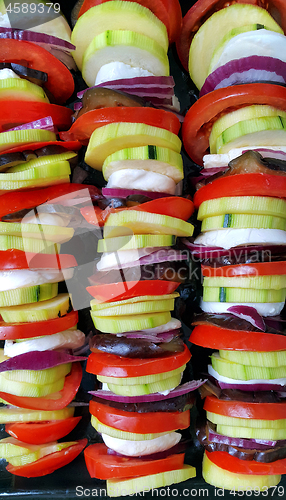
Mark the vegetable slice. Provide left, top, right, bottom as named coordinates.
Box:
left=6, top=438, right=87, bottom=477
left=6, top=417, right=82, bottom=444
left=84, top=442, right=185, bottom=479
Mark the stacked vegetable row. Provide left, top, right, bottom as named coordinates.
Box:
left=178, top=0, right=286, bottom=492
left=65, top=5, right=202, bottom=486
left=0, top=3, right=90, bottom=477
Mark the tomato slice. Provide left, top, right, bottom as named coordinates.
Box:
left=81, top=197, right=194, bottom=227
left=182, top=83, right=286, bottom=165
left=0, top=250, right=77, bottom=271
left=0, top=362, right=82, bottom=410
left=87, top=280, right=180, bottom=303
left=193, top=172, right=286, bottom=207
left=1, top=140, right=81, bottom=157
left=0, top=39, right=74, bottom=104
left=86, top=344, right=191, bottom=378
left=90, top=400, right=190, bottom=433
left=190, top=324, right=286, bottom=352
left=85, top=443, right=185, bottom=479
left=60, top=107, right=181, bottom=145
left=206, top=449, right=286, bottom=475
left=6, top=438, right=87, bottom=477
left=132, top=197, right=194, bottom=220
left=80, top=205, right=106, bottom=227
left=202, top=261, right=286, bottom=277
left=204, top=395, right=286, bottom=420
left=0, top=101, right=73, bottom=132
left=0, top=310, right=78, bottom=341
left=78, top=0, right=182, bottom=44
left=5, top=417, right=82, bottom=444
left=0, top=183, right=95, bottom=219
left=84, top=442, right=185, bottom=479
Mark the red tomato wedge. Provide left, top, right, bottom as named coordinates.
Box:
left=81, top=197, right=194, bottom=227
left=190, top=324, right=286, bottom=352
left=204, top=395, right=286, bottom=420
left=87, top=280, right=180, bottom=303
left=0, top=250, right=77, bottom=271
left=80, top=205, right=108, bottom=227
left=1, top=140, right=81, bottom=157
left=132, top=197, right=194, bottom=220
left=0, top=183, right=95, bottom=219
left=0, top=39, right=74, bottom=104
left=78, top=0, right=182, bottom=44
left=84, top=443, right=185, bottom=480
left=0, top=310, right=78, bottom=341
left=0, top=362, right=82, bottom=410
left=6, top=438, right=87, bottom=477
left=202, top=261, right=286, bottom=277
left=6, top=417, right=82, bottom=444
left=206, top=449, right=286, bottom=475
left=90, top=400, right=190, bottom=433
left=182, top=83, right=286, bottom=165
left=60, top=107, right=181, bottom=145
left=193, top=172, right=286, bottom=208
left=86, top=344, right=191, bottom=378
left=175, top=0, right=284, bottom=71
left=0, top=101, right=73, bottom=132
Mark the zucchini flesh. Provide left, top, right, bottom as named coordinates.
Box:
left=220, top=349, right=286, bottom=367
left=0, top=283, right=58, bottom=308
left=91, top=415, right=170, bottom=440
left=211, top=353, right=286, bottom=380
left=202, top=452, right=280, bottom=491
left=107, top=465, right=196, bottom=496
left=0, top=293, right=71, bottom=323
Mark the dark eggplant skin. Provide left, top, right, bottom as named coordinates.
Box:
left=91, top=393, right=195, bottom=413
left=199, top=379, right=286, bottom=404
left=197, top=150, right=286, bottom=190
left=90, top=335, right=184, bottom=358
left=196, top=421, right=286, bottom=463
left=193, top=313, right=286, bottom=336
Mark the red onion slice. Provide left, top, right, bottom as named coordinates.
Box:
left=207, top=425, right=281, bottom=449
left=114, top=330, right=180, bottom=343
left=0, top=350, right=87, bottom=372
left=102, top=188, right=174, bottom=199
left=242, top=148, right=286, bottom=161
left=6, top=116, right=57, bottom=133
left=0, top=28, right=76, bottom=71
left=200, top=56, right=286, bottom=96
left=0, top=27, right=75, bottom=49
left=74, top=102, right=83, bottom=111
left=227, top=306, right=266, bottom=332
left=89, top=380, right=206, bottom=403
left=77, top=76, right=175, bottom=99
left=182, top=239, right=286, bottom=259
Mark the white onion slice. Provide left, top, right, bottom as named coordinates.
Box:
left=194, top=228, right=286, bottom=249
left=101, top=432, right=181, bottom=457
left=0, top=268, right=74, bottom=292
left=96, top=247, right=163, bottom=271
left=4, top=329, right=85, bottom=357
left=208, top=365, right=286, bottom=387
left=106, top=169, right=176, bottom=195
left=201, top=300, right=285, bottom=317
